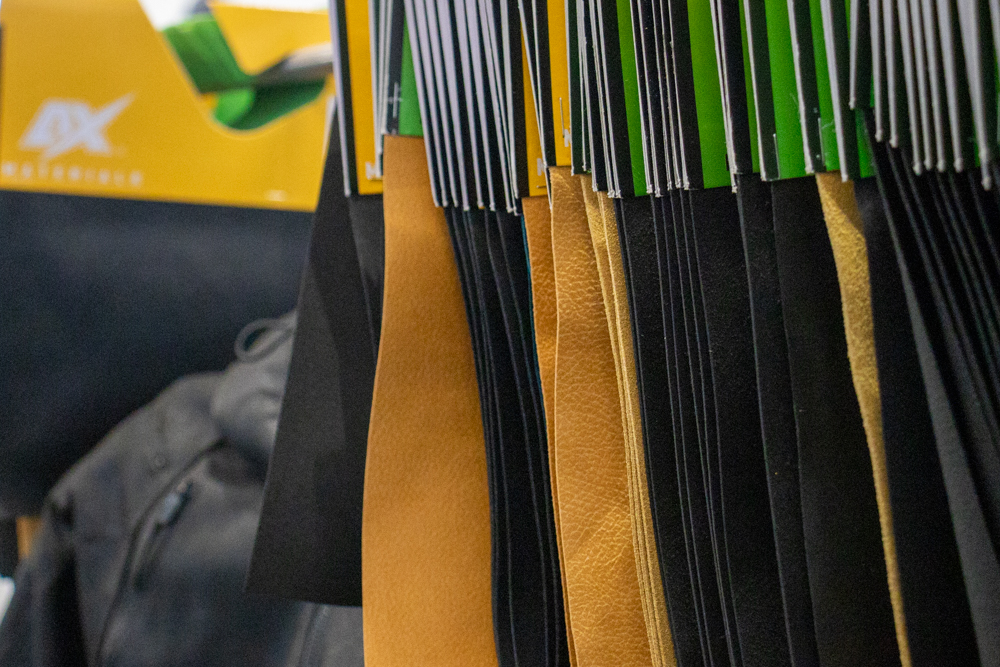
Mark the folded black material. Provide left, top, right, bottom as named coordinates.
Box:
left=0, top=191, right=310, bottom=517
left=771, top=176, right=898, bottom=667
left=247, top=131, right=381, bottom=607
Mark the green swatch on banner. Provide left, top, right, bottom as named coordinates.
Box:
left=763, top=0, right=806, bottom=178
left=616, top=0, right=648, bottom=195
left=398, top=23, right=423, bottom=137
left=741, top=3, right=761, bottom=173
left=689, top=0, right=730, bottom=188
left=809, top=0, right=839, bottom=169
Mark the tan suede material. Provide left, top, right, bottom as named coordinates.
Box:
left=362, top=135, right=496, bottom=667
left=549, top=166, right=652, bottom=667
left=816, top=172, right=911, bottom=667
left=522, top=193, right=578, bottom=667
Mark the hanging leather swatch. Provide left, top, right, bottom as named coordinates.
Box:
left=771, top=176, right=899, bottom=667
left=362, top=135, right=495, bottom=667
left=863, top=114, right=1000, bottom=666
left=248, top=128, right=378, bottom=606
left=647, top=196, right=708, bottom=667
left=523, top=194, right=577, bottom=667
left=685, top=186, right=790, bottom=667
left=660, top=191, right=730, bottom=667
left=734, top=174, right=818, bottom=667
left=443, top=209, right=516, bottom=667
left=484, top=209, right=563, bottom=667
left=815, top=173, right=911, bottom=667
left=548, top=166, right=651, bottom=667
left=854, top=174, right=980, bottom=667
left=580, top=183, right=667, bottom=667
left=521, top=196, right=560, bottom=517
left=601, top=196, right=674, bottom=667
left=618, top=193, right=705, bottom=667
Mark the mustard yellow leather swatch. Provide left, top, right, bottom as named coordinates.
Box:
left=522, top=193, right=578, bottom=667
left=599, top=195, right=673, bottom=667
left=362, top=135, right=496, bottom=667
left=579, top=183, right=653, bottom=658
left=581, top=185, right=672, bottom=667
left=549, top=165, right=652, bottom=667
left=816, top=172, right=911, bottom=667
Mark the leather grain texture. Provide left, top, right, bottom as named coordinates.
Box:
left=549, top=167, right=652, bottom=667
left=522, top=195, right=577, bottom=667
left=599, top=196, right=673, bottom=667
left=362, top=136, right=496, bottom=667
left=816, top=173, right=911, bottom=667
left=579, top=182, right=656, bottom=665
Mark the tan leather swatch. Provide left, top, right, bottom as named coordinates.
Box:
left=522, top=193, right=578, bottom=667
left=549, top=166, right=652, bottom=667
left=581, top=184, right=672, bottom=667
left=599, top=195, right=674, bottom=667
left=362, top=135, right=496, bottom=667
left=816, top=172, right=911, bottom=667
left=579, top=183, right=654, bottom=659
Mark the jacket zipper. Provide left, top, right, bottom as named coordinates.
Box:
left=92, top=442, right=219, bottom=665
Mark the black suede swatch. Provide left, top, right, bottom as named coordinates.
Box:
left=864, top=114, right=1000, bottom=667
left=687, top=186, right=789, bottom=667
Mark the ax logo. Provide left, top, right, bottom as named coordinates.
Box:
left=19, top=94, right=134, bottom=160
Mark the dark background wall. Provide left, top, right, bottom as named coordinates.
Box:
left=0, top=190, right=312, bottom=515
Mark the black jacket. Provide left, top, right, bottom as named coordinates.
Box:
left=0, top=315, right=362, bottom=666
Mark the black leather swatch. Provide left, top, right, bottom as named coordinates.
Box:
left=855, top=175, right=980, bottom=667
left=662, top=190, right=729, bottom=667
left=448, top=209, right=516, bottom=667
left=651, top=195, right=708, bottom=667
left=687, top=185, right=790, bottom=667
left=495, top=210, right=568, bottom=667
left=736, top=174, right=819, bottom=667
left=619, top=195, right=701, bottom=667
left=771, top=176, right=898, bottom=667
left=864, top=114, right=1000, bottom=666
left=247, top=132, right=378, bottom=607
